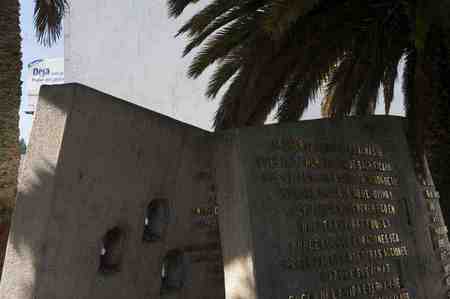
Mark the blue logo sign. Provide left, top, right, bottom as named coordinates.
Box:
left=33, top=67, right=50, bottom=77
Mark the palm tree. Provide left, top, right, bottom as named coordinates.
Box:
left=0, top=0, right=67, bottom=275
left=168, top=0, right=450, bottom=225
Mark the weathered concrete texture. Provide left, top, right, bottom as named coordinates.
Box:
left=3, top=85, right=448, bottom=299
left=0, top=84, right=224, bottom=299
left=215, top=117, right=450, bottom=299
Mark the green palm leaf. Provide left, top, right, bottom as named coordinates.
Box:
left=382, top=59, right=399, bottom=115
left=34, top=0, right=68, bottom=46
left=206, top=53, right=242, bottom=99
left=187, top=16, right=262, bottom=78
left=181, top=1, right=265, bottom=56
left=263, top=0, right=321, bottom=36
left=167, top=0, right=201, bottom=17
left=177, top=0, right=240, bottom=37
left=168, top=0, right=450, bottom=227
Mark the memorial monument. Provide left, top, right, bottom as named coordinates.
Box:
left=0, top=84, right=448, bottom=299
left=0, top=84, right=224, bottom=299
left=216, top=118, right=450, bottom=299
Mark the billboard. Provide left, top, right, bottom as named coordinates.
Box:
left=25, top=58, right=64, bottom=114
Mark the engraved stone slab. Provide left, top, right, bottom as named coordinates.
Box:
left=0, top=84, right=224, bottom=299
left=215, top=117, right=449, bottom=299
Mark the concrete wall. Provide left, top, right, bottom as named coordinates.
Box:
left=64, top=1, right=218, bottom=131
left=215, top=118, right=450, bottom=299
left=0, top=84, right=224, bottom=299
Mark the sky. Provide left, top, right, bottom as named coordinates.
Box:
left=19, top=0, right=64, bottom=143
left=18, top=1, right=404, bottom=143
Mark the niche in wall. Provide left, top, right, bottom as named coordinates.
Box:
left=143, top=198, right=169, bottom=242
left=99, top=226, right=125, bottom=275
left=160, top=249, right=185, bottom=294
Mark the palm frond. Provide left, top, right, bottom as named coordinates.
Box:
left=277, top=45, right=339, bottom=122
left=167, top=0, right=201, bottom=17
left=170, top=0, right=419, bottom=131
left=245, top=88, right=282, bottom=125
left=233, top=49, right=288, bottom=125
left=187, top=16, right=262, bottom=78
left=177, top=0, right=239, bottom=37
left=214, top=67, right=252, bottom=129
left=382, top=59, right=399, bottom=115
left=214, top=0, right=370, bottom=125
left=354, top=26, right=385, bottom=116
left=214, top=33, right=290, bottom=128
left=403, top=42, right=436, bottom=168
left=206, top=53, right=242, bottom=98
left=324, top=53, right=363, bottom=116
left=181, top=1, right=265, bottom=56
left=402, top=47, right=416, bottom=117
left=323, top=4, right=409, bottom=117
left=238, top=14, right=350, bottom=125
left=276, top=78, right=318, bottom=122
left=34, top=0, right=68, bottom=46
left=321, top=91, right=333, bottom=117
left=242, top=60, right=294, bottom=125
left=259, top=1, right=371, bottom=120
left=355, top=48, right=403, bottom=115
left=354, top=72, right=383, bottom=116
left=263, top=0, right=321, bottom=36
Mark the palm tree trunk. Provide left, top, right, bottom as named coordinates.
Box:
left=0, top=0, right=22, bottom=277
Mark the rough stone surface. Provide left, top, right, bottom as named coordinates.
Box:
left=0, top=84, right=224, bottom=299
left=2, top=84, right=449, bottom=299
left=215, top=118, right=450, bottom=299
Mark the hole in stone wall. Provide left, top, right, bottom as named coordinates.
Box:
left=160, top=249, right=185, bottom=294
left=143, top=198, right=169, bottom=242
left=99, top=226, right=125, bottom=275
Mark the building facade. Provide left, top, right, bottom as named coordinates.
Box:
left=64, top=1, right=218, bottom=131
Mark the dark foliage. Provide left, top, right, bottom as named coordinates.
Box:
left=169, top=0, right=450, bottom=229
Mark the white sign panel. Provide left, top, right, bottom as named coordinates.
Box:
left=25, top=58, right=64, bottom=114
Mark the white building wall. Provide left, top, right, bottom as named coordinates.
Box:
left=65, top=1, right=218, bottom=130
left=64, top=0, right=335, bottom=131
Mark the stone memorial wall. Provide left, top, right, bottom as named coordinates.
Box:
left=1, top=84, right=448, bottom=299
left=216, top=118, right=449, bottom=299
left=0, top=84, right=224, bottom=299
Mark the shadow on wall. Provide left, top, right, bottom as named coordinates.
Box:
left=0, top=213, right=11, bottom=279
left=2, top=160, right=257, bottom=299
left=1, top=100, right=252, bottom=299
left=2, top=160, right=56, bottom=297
